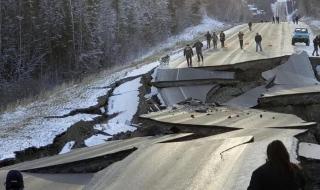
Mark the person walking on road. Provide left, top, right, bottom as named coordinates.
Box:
left=220, top=31, right=226, bottom=48
left=276, top=16, right=280, bottom=24
left=292, top=16, right=295, bottom=24
left=205, top=31, right=212, bottom=49
left=255, top=33, right=263, bottom=52
left=193, top=40, right=204, bottom=63
left=312, top=36, right=320, bottom=56
left=184, top=44, right=194, bottom=67
left=272, top=16, right=275, bottom=24
left=238, top=31, right=244, bottom=50
left=295, top=16, right=299, bottom=25
left=212, top=32, right=218, bottom=49
left=248, top=140, right=306, bottom=190
left=248, top=22, right=253, bottom=31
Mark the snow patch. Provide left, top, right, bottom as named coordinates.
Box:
left=141, top=15, right=227, bottom=61
left=126, top=61, right=160, bottom=78
left=85, top=134, right=111, bottom=147
left=0, top=60, right=156, bottom=160
left=165, top=15, right=225, bottom=44
left=0, top=113, right=98, bottom=160
left=106, top=77, right=141, bottom=133
left=59, top=141, right=75, bottom=155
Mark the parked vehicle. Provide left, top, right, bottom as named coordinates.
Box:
left=292, top=28, right=310, bottom=46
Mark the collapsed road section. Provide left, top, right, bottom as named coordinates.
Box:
left=1, top=52, right=320, bottom=190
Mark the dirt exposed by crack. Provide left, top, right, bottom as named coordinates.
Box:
left=0, top=68, right=162, bottom=168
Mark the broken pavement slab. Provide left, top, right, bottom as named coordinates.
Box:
left=140, top=106, right=316, bottom=130
left=153, top=67, right=236, bottom=88
left=223, top=85, right=267, bottom=108
left=2, top=134, right=191, bottom=172
left=159, top=85, right=215, bottom=106
left=259, top=85, right=320, bottom=106
left=224, top=52, right=320, bottom=108
left=262, top=51, right=319, bottom=86
left=83, top=129, right=304, bottom=190
left=258, top=51, right=320, bottom=106
left=83, top=136, right=255, bottom=190
left=298, top=142, right=320, bottom=160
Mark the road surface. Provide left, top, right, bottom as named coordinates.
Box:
left=0, top=22, right=318, bottom=190
left=169, top=22, right=304, bottom=68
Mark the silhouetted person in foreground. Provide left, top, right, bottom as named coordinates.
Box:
left=312, top=36, right=320, bottom=56
left=248, top=140, right=306, bottom=190
left=255, top=33, right=263, bottom=52
left=220, top=31, right=226, bottom=48
left=212, top=32, right=219, bottom=49
left=238, top=31, right=244, bottom=49
left=248, top=22, right=253, bottom=31
left=193, top=40, right=204, bottom=63
left=205, top=31, right=212, bottom=49
left=184, top=44, right=194, bottom=67
left=5, top=170, right=24, bottom=190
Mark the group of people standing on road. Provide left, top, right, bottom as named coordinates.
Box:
left=184, top=31, right=226, bottom=67
left=312, top=35, right=320, bottom=56
left=183, top=22, right=266, bottom=67
left=272, top=16, right=281, bottom=24
left=292, top=15, right=300, bottom=24
left=205, top=31, right=226, bottom=49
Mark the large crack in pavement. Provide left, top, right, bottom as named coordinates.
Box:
left=0, top=69, right=160, bottom=167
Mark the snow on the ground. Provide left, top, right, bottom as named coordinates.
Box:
left=0, top=16, right=228, bottom=159
left=298, top=142, right=320, bottom=160
left=87, top=77, right=143, bottom=147
left=126, top=61, right=159, bottom=78
left=143, top=15, right=228, bottom=62
left=0, top=61, right=158, bottom=159
left=165, top=15, right=226, bottom=45
left=164, top=20, right=240, bottom=69
left=59, top=141, right=75, bottom=155
left=307, top=19, right=320, bottom=31
left=85, top=134, right=111, bottom=147
left=108, top=77, right=141, bottom=122
left=100, top=77, right=142, bottom=135
left=0, top=113, right=98, bottom=159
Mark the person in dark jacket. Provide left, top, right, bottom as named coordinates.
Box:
left=272, top=16, right=275, bottom=24
left=295, top=16, right=299, bottom=24
left=248, top=140, right=306, bottom=190
left=255, top=33, right=263, bottom=52
left=238, top=31, right=244, bottom=49
left=248, top=22, right=253, bottom=31
left=212, top=32, right=219, bottom=49
left=220, top=31, right=226, bottom=48
left=276, top=16, right=280, bottom=24
left=312, top=36, right=320, bottom=56
left=5, top=170, right=24, bottom=190
left=205, top=31, right=212, bottom=49
left=193, top=40, right=204, bottom=63
left=184, top=44, right=194, bottom=67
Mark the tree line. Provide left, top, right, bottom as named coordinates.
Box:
left=0, top=0, right=250, bottom=109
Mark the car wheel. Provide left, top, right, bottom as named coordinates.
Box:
left=306, top=41, right=310, bottom=46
